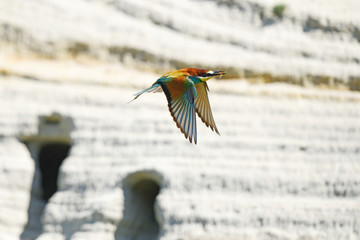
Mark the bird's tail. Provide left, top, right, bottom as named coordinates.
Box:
left=128, top=83, right=162, bottom=104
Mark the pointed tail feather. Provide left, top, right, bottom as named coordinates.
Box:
left=128, top=83, right=162, bottom=104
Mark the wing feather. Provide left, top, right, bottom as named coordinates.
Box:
left=162, top=83, right=198, bottom=144
left=195, top=82, right=220, bottom=135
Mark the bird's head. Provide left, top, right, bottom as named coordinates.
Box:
left=185, top=68, right=226, bottom=82
left=197, top=69, right=226, bottom=81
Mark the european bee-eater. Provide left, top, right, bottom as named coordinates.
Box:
left=131, top=68, right=225, bottom=144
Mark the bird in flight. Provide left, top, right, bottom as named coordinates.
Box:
left=130, top=68, right=225, bottom=144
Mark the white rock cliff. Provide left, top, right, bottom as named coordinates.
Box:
left=0, top=0, right=360, bottom=240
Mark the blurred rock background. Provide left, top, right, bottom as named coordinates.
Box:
left=0, top=0, right=359, bottom=240
left=1, top=0, right=360, bottom=88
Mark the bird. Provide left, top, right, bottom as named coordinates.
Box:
left=130, top=68, right=225, bottom=144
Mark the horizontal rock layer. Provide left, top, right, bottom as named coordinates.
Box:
left=0, top=0, right=360, bottom=89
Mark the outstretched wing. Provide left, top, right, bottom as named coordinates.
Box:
left=160, top=81, right=197, bottom=144
left=195, top=82, right=219, bottom=135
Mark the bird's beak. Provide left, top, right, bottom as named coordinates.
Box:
left=207, top=70, right=226, bottom=76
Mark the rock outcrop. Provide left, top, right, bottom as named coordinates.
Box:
left=1, top=0, right=360, bottom=89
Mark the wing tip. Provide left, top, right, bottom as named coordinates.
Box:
left=169, top=105, right=198, bottom=145
left=169, top=106, right=194, bottom=144
left=200, top=117, right=220, bottom=135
